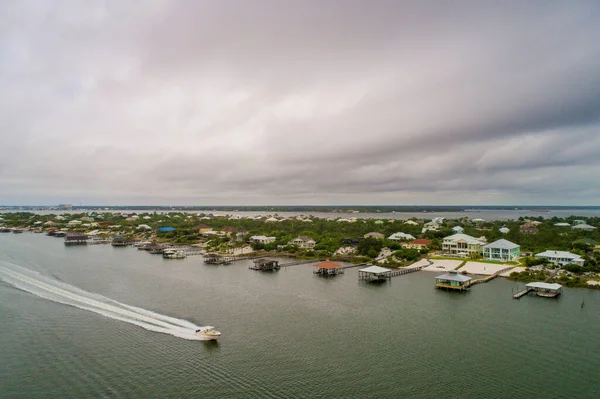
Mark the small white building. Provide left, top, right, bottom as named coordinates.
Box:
left=452, top=226, right=464, bottom=234
left=534, top=250, right=584, bottom=266
left=554, top=223, right=571, bottom=227
left=288, top=236, right=316, bottom=249
left=572, top=224, right=596, bottom=231
left=499, top=227, right=510, bottom=234
left=404, top=220, right=419, bottom=226
left=249, top=235, right=276, bottom=244
left=388, top=232, right=416, bottom=241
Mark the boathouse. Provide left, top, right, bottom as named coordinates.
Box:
left=358, top=266, right=392, bottom=282
left=64, top=234, right=89, bottom=246
left=250, top=258, right=280, bottom=271
left=435, top=270, right=472, bottom=291
left=313, top=260, right=344, bottom=276
left=514, top=282, right=563, bottom=299
left=111, top=237, right=131, bottom=247
left=204, top=253, right=233, bottom=265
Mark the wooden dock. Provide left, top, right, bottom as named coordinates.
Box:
left=513, top=287, right=533, bottom=299
left=389, top=265, right=425, bottom=277
left=466, top=267, right=513, bottom=288
left=249, top=258, right=281, bottom=271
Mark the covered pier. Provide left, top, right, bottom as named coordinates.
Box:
left=313, top=260, right=344, bottom=276
left=359, top=266, right=392, bottom=282
left=250, top=258, right=281, bottom=271
left=513, top=282, right=563, bottom=299
left=204, top=253, right=234, bottom=265
left=64, top=234, right=89, bottom=246
left=435, top=270, right=472, bottom=291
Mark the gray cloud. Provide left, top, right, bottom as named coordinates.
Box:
left=1, top=0, right=600, bottom=205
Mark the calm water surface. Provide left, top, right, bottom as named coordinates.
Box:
left=1, top=234, right=599, bottom=398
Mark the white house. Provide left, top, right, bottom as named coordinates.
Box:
left=554, top=223, right=571, bottom=227
left=442, top=234, right=487, bottom=257
left=404, top=220, right=419, bottom=226
left=535, top=250, right=584, bottom=266
left=452, top=226, right=464, bottom=234
left=482, top=239, right=520, bottom=261
left=249, top=235, right=276, bottom=244
left=499, top=227, right=510, bottom=234
left=388, top=232, right=416, bottom=241
left=572, top=224, right=596, bottom=231
left=288, top=236, right=316, bottom=249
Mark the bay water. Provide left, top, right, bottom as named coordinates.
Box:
left=1, top=234, right=599, bottom=398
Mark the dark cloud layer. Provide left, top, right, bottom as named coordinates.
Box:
left=1, top=0, right=600, bottom=205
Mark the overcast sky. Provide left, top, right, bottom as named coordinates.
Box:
left=1, top=1, right=600, bottom=206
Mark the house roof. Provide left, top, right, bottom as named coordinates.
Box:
left=293, top=236, right=315, bottom=242
left=483, top=239, right=519, bottom=250
left=388, top=232, right=416, bottom=240
left=359, top=266, right=391, bottom=274
left=443, top=233, right=486, bottom=245
left=535, top=250, right=582, bottom=260
left=526, top=282, right=562, bottom=290
left=436, top=271, right=472, bottom=282
left=410, top=239, right=432, bottom=245
left=572, top=224, right=596, bottom=230
left=554, top=223, right=571, bottom=227
left=314, top=260, right=341, bottom=269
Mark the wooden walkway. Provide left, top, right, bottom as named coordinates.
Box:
left=389, top=265, right=426, bottom=277
left=513, top=287, right=533, bottom=299
left=279, top=259, right=322, bottom=268
left=466, top=267, right=513, bottom=288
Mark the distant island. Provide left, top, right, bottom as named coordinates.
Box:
left=1, top=205, right=600, bottom=213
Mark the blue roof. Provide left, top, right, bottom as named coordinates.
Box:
left=158, top=226, right=175, bottom=232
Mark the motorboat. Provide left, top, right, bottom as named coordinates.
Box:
left=163, top=249, right=186, bottom=259
left=195, top=326, right=221, bottom=340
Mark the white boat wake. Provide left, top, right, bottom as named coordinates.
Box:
left=0, top=261, right=213, bottom=340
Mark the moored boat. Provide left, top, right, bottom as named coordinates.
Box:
left=162, top=249, right=186, bottom=259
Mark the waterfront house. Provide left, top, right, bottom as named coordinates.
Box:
left=435, top=270, right=472, bottom=291
left=534, top=250, right=584, bottom=266
left=482, top=239, right=520, bottom=261
left=288, top=236, right=317, bottom=249
left=442, top=234, right=487, bottom=257
left=364, top=232, right=385, bottom=240
left=404, top=239, right=432, bottom=250
left=572, top=223, right=596, bottom=231
left=388, top=232, right=416, bottom=241
left=249, top=235, right=276, bottom=244
left=452, top=226, right=464, bottom=234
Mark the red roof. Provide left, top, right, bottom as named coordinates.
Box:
left=314, top=260, right=341, bottom=269
left=410, top=239, right=432, bottom=245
